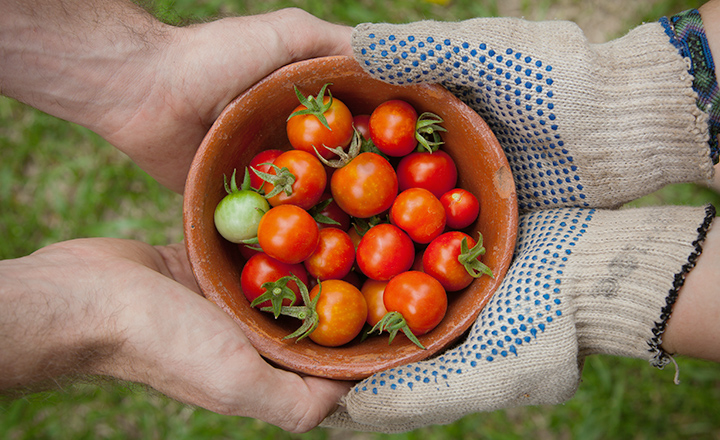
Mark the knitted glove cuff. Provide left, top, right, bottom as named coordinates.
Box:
left=661, top=9, right=720, bottom=164
left=647, top=204, right=716, bottom=366
left=569, top=205, right=716, bottom=367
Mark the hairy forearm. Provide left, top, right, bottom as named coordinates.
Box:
left=0, top=249, right=120, bottom=392
left=0, top=0, right=171, bottom=133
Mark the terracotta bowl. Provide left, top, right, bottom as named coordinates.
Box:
left=183, top=56, right=518, bottom=380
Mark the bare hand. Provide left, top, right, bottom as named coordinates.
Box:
left=1, top=2, right=352, bottom=193
left=99, top=9, right=353, bottom=192
left=0, top=238, right=351, bottom=433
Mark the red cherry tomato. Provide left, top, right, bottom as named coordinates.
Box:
left=353, top=114, right=371, bottom=140
left=260, top=149, right=327, bottom=210
left=423, top=231, right=492, bottom=291
left=390, top=188, right=446, bottom=244
left=440, top=188, right=480, bottom=230
left=384, top=271, right=447, bottom=336
left=248, top=149, right=283, bottom=191
left=369, top=99, right=418, bottom=157
left=257, top=205, right=319, bottom=264
left=396, top=150, right=458, bottom=198
left=287, top=95, right=353, bottom=160
left=361, top=278, right=389, bottom=327
left=309, top=280, right=368, bottom=347
left=330, top=152, right=398, bottom=218
left=356, top=223, right=414, bottom=281
left=240, top=253, right=308, bottom=309
left=422, top=231, right=477, bottom=291
left=304, top=228, right=355, bottom=281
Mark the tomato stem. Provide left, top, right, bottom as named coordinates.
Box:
left=250, top=275, right=299, bottom=318
left=225, top=168, right=261, bottom=194
left=369, top=311, right=426, bottom=349
left=262, top=274, right=321, bottom=342
left=314, top=128, right=363, bottom=168
left=238, top=236, right=262, bottom=251
left=288, top=83, right=334, bottom=131
left=415, top=112, right=447, bottom=153
left=458, top=233, right=494, bottom=279
left=250, top=163, right=296, bottom=199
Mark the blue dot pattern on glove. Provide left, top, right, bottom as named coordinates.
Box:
left=359, top=33, right=588, bottom=211
left=354, top=208, right=594, bottom=395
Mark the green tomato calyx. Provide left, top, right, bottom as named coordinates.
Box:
left=313, top=127, right=363, bottom=168
left=415, top=112, right=446, bottom=153
left=288, top=83, right=334, bottom=131
left=224, top=167, right=254, bottom=194
left=261, top=274, right=321, bottom=343
left=251, top=275, right=299, bottom=318
left=369, top=311, right=426, bottom=350
left=250, top=163, right=296, bottom=200
left=458, top=233, right=494, bottom=279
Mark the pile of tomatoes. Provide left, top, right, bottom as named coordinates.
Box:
left=213, top=83, right=493, bottom=349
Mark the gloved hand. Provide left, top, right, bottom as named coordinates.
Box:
left=351, top=11, right=715, bottom=212
left=321, top=10, right=719, bottom=433
left=324, top=204, right=714, bottom=432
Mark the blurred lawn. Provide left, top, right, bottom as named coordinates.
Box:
left=2, top=0, right=719, bottom=439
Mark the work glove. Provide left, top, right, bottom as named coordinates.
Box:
left=322, top=10, right=718, bottom=433
left=351, top=10, right=716, bottom=211
left=324, top=204, right=715, bottom=432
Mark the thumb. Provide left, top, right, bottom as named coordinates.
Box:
left=276, top=8, right=353, bottom=61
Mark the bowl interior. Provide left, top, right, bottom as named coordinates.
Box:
left=183, top=56, right=517, bottom=380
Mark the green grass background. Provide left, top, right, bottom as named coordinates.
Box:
left=2, top=0, right=720, bottom=438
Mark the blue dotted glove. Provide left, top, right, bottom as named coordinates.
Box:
left=351, top=16, right=714, bottom=212
left=321, top=12, right=719, bottom=433
left=323, top=205, right=714, bottom=432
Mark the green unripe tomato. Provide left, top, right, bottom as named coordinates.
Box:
left=214, top=168, right=270, bottom=243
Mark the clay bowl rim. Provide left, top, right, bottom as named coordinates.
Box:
left=183, top=55, right=518, bottom=380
